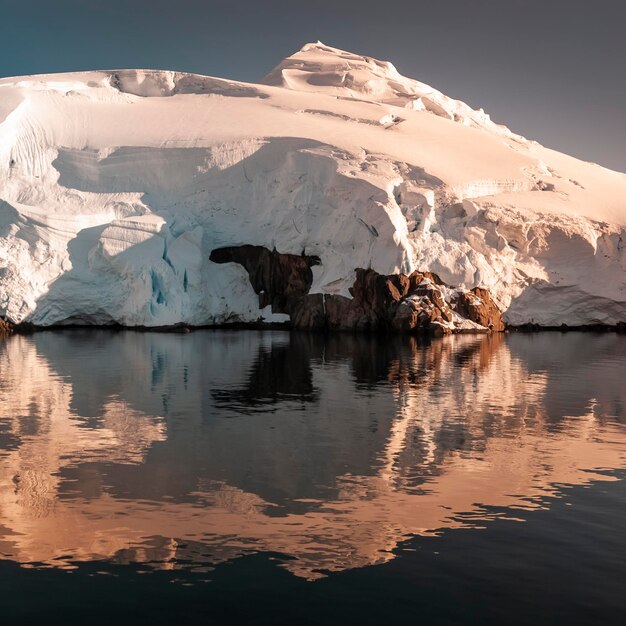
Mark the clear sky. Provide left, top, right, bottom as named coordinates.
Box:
left=0, top=0, right=624, bottom=172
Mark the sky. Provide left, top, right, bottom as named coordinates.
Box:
left=0, top=0, right=624, bottom=172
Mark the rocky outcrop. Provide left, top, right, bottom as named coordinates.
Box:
left=211, top=245, right=505, bottom=335
left=209, top=245, right=320, bottom=315
left=452, top=288, right=506, bottom=332
left=0, top=318, right=13, bottom=334
left=305, top=269, right=457, bottom=335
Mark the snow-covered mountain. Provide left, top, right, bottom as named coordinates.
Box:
left=0, top=42, right=624, bottom=328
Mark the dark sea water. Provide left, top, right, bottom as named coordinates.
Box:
left=0, top=330, right=625, bottom=625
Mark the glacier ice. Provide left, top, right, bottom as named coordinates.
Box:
left=0, top=42, right=624, bottom=328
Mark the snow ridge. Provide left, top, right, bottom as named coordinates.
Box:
left=262, top=42, right=521, bottom=139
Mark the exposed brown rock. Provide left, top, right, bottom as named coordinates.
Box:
left=453, top=287, right=506, bottom=332
left=291, top=294, right=326, bottom=330
left=391, top=296, right=450, bottom=335
left=210, top=244, right=504, bottom=336
left=210, top=245, right=320, bottom=315
left=0, top=318, right=13, bottom=335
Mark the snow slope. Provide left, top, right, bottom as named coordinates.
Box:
left=0, top=42, right=624, bottom=327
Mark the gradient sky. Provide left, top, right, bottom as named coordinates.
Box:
left=0, top=0, right=623, bottom=171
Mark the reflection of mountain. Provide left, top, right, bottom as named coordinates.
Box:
left=0, top=331, right=624, bottom=578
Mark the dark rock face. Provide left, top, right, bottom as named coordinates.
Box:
left=319, top=269, right=457, bottom=334
left=210, top=245, right=320, bottom=315
left=452, top=288, right=506, bottom=332
left=0, top=318, right=13, bottom=334
left=291, top=293, right=326, bottom=330
left=210, top=245, right=505, bottom=335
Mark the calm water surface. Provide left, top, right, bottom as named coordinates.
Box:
left=0, top=330, right=625, bottom=624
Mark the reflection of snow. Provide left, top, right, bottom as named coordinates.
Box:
left=0, top=332, right=624, bottom=580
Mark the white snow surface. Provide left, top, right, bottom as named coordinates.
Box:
left=0, top=42, right=624, bottom=327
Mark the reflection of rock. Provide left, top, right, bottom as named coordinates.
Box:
left=212, top=333, right=318, bottom=410
left=212, top=245, right=504, bottom=335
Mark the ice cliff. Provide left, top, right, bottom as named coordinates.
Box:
left=0, top=42, right=624, bottom=328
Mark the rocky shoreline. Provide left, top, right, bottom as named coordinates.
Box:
left=210, top=245, right=504, bottom=336
left=2, top=318, right=626, bottom=337
left=2, top=244, right=624, bottom=336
